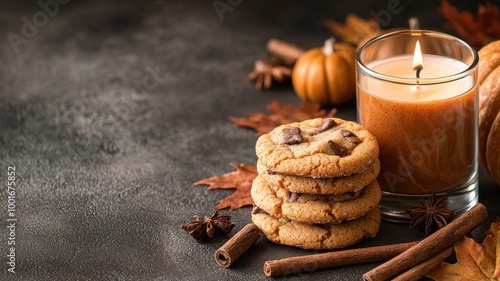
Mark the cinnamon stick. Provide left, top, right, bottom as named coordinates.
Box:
left=266, top=38, right=305, bottom=62
left=214, top=223, right=261, bottom=268
left=363, top=203, right=488, bottom=281
left=264, top=241, right=418, bottom=277
left=392, top=246, right=454, bottom=281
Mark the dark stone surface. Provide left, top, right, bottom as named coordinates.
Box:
left=0, top=0, right=499, bottom=280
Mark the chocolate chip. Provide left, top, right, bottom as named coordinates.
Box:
left=266, top=169, right=276, bottom=175
left=283, top=127, right=303, bottom=145
left=288, top=192, right=299, bottom=203
left=328, top=140, right=349, bottom=157
left=341, top=129, right=361, bottom=143
left=252, top=205, right=267, bottom=215
left=316, top=118, right=338, bottom=133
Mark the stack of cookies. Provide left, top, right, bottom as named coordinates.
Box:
left=251, top=117, right=382, bottom=250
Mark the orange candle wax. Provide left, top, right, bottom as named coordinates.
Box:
left=358, top=54, right=477, bottom=194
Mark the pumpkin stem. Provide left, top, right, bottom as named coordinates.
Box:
left=323, top=37, right=335, bottom=55
left=409, top=17, right=419, bottom=30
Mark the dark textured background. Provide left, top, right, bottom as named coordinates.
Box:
left=0, top=0, right=499, bottom=280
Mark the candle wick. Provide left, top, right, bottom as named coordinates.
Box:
left=413, top=64, right=423, bottom=87
left=413, top=64, right=423, bottom=79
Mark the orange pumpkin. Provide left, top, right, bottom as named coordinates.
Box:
left=292, top=38, right=356, bottom=106
left=478, top=40, right=500, bottom=185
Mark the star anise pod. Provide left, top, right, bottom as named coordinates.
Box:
left=181, top=211, right=235, bottom=243
left=407, top=194, right=455, bottom=236
left=247, top=57, right=293, bottom=90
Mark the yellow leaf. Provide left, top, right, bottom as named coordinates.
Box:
left=426, top=218, right=500, bottom=280
left=322, top=14, right=381, bottom=45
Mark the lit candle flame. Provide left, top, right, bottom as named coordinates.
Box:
left=412, top=40, right=423, bottom=79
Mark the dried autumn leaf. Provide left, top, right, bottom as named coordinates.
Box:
left=193, top=163, right=257, bottom=211
left=426, top=218, right=500, bottom=280
left=230, top=101, right=336, bottom=136
left=441, top=0, right=500, bottom=50
left=322, top=13, right=381, bottom=45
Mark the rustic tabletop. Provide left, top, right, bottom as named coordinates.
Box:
left=1, top=0, right=499, bottom=280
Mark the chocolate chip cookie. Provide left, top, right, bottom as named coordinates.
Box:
left=255, top=118, right=379, bottom=178
left=251, top=207, right=381, bottom=250
left=251, top=174, right=381, bottom=224
left=257, top=159, right=380, bottom=195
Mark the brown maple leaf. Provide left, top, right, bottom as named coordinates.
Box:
left=441, top=0, right=500, bottom=50
left=193, top=163, right=257, bottom=211
left=230, top=101, right=336, bottom=136
left=322, top=13, right=381, bottom=46
left=426, top=218, right=500, bottom=280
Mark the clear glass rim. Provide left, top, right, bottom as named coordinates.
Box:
left=356, top=30, right=479, bottom=85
